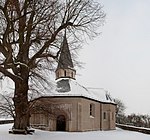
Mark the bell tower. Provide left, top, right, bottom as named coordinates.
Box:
left=55, top=32, right=76, bottom=80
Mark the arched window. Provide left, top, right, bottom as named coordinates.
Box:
left=90, top=103, right=95, bottom=117
left=103, top=112, right=107, bottom=120
left=64, top=70, right=67, bottom=77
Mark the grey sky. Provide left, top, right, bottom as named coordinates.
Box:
left=1, top=0, right=150, bottom=116
left=77, top=0, right=150, bottom=115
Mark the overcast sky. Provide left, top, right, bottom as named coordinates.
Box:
left=77, top=0, right=150, bottom=115
left=1, top=0, right=150, bottom=116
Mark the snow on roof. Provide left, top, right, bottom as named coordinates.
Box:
left=43, top=79, right=115, bottom=104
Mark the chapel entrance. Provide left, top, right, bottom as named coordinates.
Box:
left=56, top=115, right=66, bottom=131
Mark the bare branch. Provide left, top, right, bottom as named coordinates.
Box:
left=0, top=65, right=22, bottom=82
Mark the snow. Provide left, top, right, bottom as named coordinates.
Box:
left=43, top=79, right=115, bottom=104
left=0, top=118, right=13, bottom=120
left=1, top=124, right=150, bottom=140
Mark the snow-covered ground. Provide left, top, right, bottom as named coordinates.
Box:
left=0, top=124, right=150, bottom=140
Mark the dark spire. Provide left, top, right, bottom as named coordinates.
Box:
left=56, top=32, right=74, bottom=70
left=55, top=31, right=76, bottom=80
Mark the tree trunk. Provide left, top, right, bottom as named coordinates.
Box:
left=13, top=78, right=29, bottom=131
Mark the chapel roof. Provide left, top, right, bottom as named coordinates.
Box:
left=35, top=79, right=115, bottom=105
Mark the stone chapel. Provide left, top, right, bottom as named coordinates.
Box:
left=30, top=33, right=116, bottom=132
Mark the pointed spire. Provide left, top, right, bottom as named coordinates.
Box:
left=55, top=31, right=76, bottom=80
left=56, top=32, right=74, bottom=70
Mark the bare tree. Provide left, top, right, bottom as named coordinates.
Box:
left=0, top=0, right=105, bottom=133
left=0, top=93, right=15, bottom=119
left=115, top=98, right=126, bottom=115
left=114, top=98, right=126, bottom=123
left=126, top=114, right=150, bottom=128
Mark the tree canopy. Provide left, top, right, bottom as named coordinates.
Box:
left=0, top=0, right=105, bottom=133
left=0, top=0, right=105, bottom=84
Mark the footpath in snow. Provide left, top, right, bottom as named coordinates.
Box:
left=0, top=124, right=150, bottom=140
